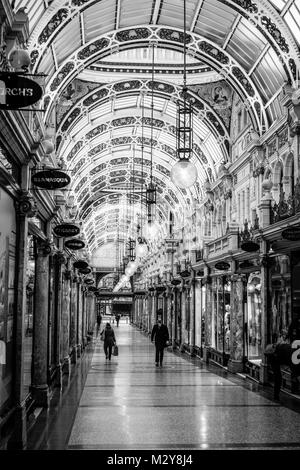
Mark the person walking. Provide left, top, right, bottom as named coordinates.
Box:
left=101, top=322, right=116, bottom=361
left=151, top=318, right=169, bottom=367
left=115, top=314, right=120, bottom=327
left=96, top=313, right=102, bottom=334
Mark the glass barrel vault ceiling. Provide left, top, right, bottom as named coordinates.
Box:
left=11, top=0, right=300, bottom=268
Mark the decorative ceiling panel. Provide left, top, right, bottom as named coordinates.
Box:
left=159, top=0, right=199, bottom=29
left=252, top=49, right=286, bottom=102
left=83, top=0, right=115, bottom=42
left=226, top=18, right=268, bottom=73
left=52, top=14, right=81, bottom=66
left=194, top=0, right=237, bottom=46
left=119, top=0, right=152, bottom=28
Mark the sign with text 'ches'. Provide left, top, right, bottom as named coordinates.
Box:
left=215, top=261, right=230, bottom=271
left=54, top=224, right=80, bottom=238
left=0, top=72, right=43, bottom=109
left=282, top=227, right=300, bottom=241
left=64, top=238, right=85, bottom=250
left=32, top=169, right=71, bottom=190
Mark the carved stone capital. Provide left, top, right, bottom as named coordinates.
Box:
left=16, top=191, right=37, bottom=217
left=36, top=239, right=52, bottom=257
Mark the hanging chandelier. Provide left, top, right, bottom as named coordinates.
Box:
left=170, top=0, right=198, bottom=189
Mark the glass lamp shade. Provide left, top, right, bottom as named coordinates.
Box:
left=125, top=267, right=134, bottom=277
left=136, top=242, right=148, bottom=258
left=8, top=48, right=31, bottom=70
left=144, top=221, right=159, bottom=239
left=171, top=158, right=198, bottom=189
left=128, top=260, right=138, bottom=271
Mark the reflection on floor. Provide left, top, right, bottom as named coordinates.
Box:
left=27, top=322, right=300, bottom=450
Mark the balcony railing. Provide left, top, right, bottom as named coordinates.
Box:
left=270, top=181, right=300, bottom=224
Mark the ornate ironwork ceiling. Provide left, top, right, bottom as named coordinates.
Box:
left=13, top=0, right=300, bottom=268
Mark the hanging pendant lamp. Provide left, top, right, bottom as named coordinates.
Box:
left=171, top=0, right=198, bottom=189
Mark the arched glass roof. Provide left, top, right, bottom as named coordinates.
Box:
left=14, top=0, right=300, bottom=270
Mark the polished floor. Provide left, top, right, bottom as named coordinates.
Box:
left=27, top=321, right=300, bottom=450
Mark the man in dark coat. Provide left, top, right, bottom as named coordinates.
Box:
left=101, top=323, right=116, bottom=360
left=151, top=319, right=169, bottom=367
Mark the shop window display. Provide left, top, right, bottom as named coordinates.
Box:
left=269, top=255, right=291, bottom=343
left=24, top=235, right=36, bottom=395
left=0, top=189, right=16, bottom=411
left=213, top=277, right=231, bottom=353
left=246, top=273, right=262, bottom=359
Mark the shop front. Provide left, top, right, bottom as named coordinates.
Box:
left=209, top=275, right=231, bottom=366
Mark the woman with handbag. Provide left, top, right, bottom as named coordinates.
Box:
left=100, top=323, right=116, bottom=361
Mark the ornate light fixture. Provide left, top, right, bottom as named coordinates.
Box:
left=145, top=43, right=158, bottom=239
left=171, top=0, right=198, bottom=189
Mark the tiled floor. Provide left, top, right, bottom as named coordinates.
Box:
left=28, top=322, right=300, bottom=450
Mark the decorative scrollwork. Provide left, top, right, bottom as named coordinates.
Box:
left=261, top=16, right=289, bottom=54
left=232, top=67, right=255, bottom=97
left=198, top=41, right=229, bottom=65
left=116, top=28, right=151, bottom=42
left=38, top=9, right=69, bottom=44
left=61, top=108, right=81, bottom=132
left=50, top=62, right=75, bottom=92
left=230, top=0, right=258, bottom=13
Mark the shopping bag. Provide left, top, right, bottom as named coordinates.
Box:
left=113, top=344, right=118, bottom=356
left=100, top=330, right=105, bottom=341
left=264, top=343, right=276, bottom=355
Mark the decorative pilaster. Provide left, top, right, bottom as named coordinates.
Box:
left=259, top=245, right=269, bottom=384
left=70, top=275, right=78, bottom=363
left=227, top=274, right=245, bottom=373
left=8, top=190, right=36, bottom=449
left=53, top=251, right=66, bottom=388
left=61, top=267, right=71, bottom=375
left=30, top=239, right=52, bottom=407
left=203, top=275, right=212, bottom=362
left=76, top=279, right=83, bottom=358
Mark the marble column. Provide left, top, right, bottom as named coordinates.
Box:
left=227, top=274, right=245, bottom=373
left=61, top=268, right=71, bottom=375
left=30, top=239, right=52, bottom=407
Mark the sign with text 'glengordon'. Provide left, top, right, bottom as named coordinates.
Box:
left=32, top=169, right=71, bottom=190
left=0, top=72, right=43, bottom=109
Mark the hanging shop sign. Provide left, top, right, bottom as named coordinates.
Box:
left=215, top=261, right=230, bottom=271
left=32, top=169, right=71, bottom=190
left=282, top=227, right=300, bottom=241
left=64, top=238, right=85, bottom=250
left=88, top=286, right=98, bottom=292
left=179, top=270, right=191, bottom=278
left=0, top=72, right=43, bottom=110
left=156, top=286, right=166, bottom=294
left=54, top=224, right=80, bottom=238
left=79, top=267, right=92, bottom=275
left=73, top=260, right=89, bottom=270
left=171, top=279, right=181, bottom=286
left=84, top=278, right=94, bottom=285
left=241, top=240, right=260, bottom=252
